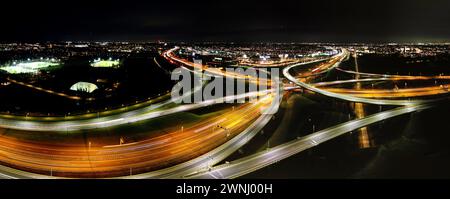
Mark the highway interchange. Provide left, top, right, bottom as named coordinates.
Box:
left=0, top=46, right=448, bottom=178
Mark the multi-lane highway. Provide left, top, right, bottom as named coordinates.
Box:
left=0, top=94, right=274, bottom=178
left=0, top=47, right=283, bottom=178
left=186, top=103, right=433, bottom=179
left=0, top=46, right=447, bottom=179
left=0, top=88, right=272, bottom=132
left=185, top=49, right=448, bottom=179
left=283, top=50, right=441, bottom=105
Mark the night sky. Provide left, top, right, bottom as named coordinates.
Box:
left=2, top=0, right=450, bottom=42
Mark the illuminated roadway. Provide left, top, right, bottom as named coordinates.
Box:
left=323, top=86, right=450, bottom=98
left=0, top=47, right=447, bottom=179
left=0, top=48, right=285, bottom=178
left=184, top=49, right=447, bottom=179
left=336, top=66, right=450, bottom=79
left=133, top=49, right=445, bottom=179
left=7, top=78, right=89, bottom=101
left=0, top=89, right=272, bottom=132
left=185, top=103, right=433, bottom=179
left=0, top=95, right=274, bottom=178
left=0, top=77, right=210, bottom=131
left=184, top=49, right=448, bottom=179
left=0, top=87, right=286, bottom=178
left=283, top=49, right=440, bottom=105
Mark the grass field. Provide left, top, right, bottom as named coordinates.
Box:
left=0, top=61, right=60, bottom=74
left=90, top=59, right=120, bottom=68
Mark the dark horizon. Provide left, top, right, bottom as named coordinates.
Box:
left=2, top=0, right=450, bottom=43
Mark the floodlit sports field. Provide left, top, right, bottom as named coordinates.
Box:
left=90, top=59, right=120, bottom=68
left=0, top=61, right=60, bottom=74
